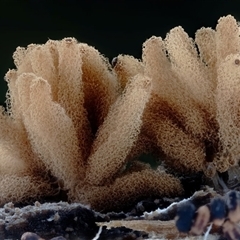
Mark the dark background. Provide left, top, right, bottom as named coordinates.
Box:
left=0, top=0, right=240, bottom=105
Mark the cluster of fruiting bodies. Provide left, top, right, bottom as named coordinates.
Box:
left=1, top=14, right=240, bottom=216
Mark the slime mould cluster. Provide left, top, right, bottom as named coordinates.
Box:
left=0, top=15, right=240, bottom=213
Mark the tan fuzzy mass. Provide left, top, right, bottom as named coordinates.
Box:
left=26, top=44, right=58, bottom=91
left=76, top=168, right=183, bottom=212
left=126, top=133, right=160, bottom=162
left=56, top=38, right=92, bottom=160
left=216, top=53, right=240, bottom=168
left=86, top=74, right=152, bottom=186
left=143, top=36, right=173, bottom=95
left=0, top=112, right=28, bottom=175
left=113, top=54, right=144, bottom=89
left=12, top=44, right=37, bottom=72
left=0, top=175, right=56, bottom=206
left=165, top=26, right=214, bottom=114
left=16, top=73, right=85, bottom=191
left=6, top=41, right=58, bottom=117
left=154, top=117, right=206, bottom=173
left=142, top=95, right=206, bottom=173
left=3, top=15, right=240, bottom=211
left=0, top=111, right=44, bottom=175
left=57, top=38, right=84, bottom=121
left=79, top=43, right=119, bottom=134
left=216, top=15, right=240, bottom=64
left=10, top=39, right=92, bottom=161
left=195, top=27, right=217, bottom=87
left=143, top=36, right=210, bottom=140
left=5, top=69, right=25, bottom=119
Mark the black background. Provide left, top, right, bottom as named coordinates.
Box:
left=0, top=0, right=240, bottom=105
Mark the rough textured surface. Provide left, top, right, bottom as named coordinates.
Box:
left=1, top=37, right=183, bottom=212
left=0, top=201, right=101, bottom=239
left=0, top=187, right=225, bottom=240
left=2, top=14, right=240, bottom=233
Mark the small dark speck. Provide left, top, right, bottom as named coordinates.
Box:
left=235, top=59, right=240, bottom=65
